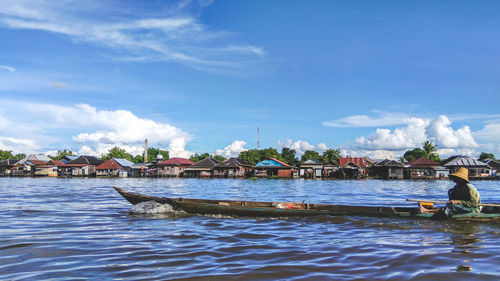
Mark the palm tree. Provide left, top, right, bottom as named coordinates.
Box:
left=422, top=141, right=439, bottom=161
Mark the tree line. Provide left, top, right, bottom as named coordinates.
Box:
left=0, top=142, right=496, bottom=165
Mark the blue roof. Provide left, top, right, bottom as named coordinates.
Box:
left=113, top=158, right=135, bottom=167
left=256, top=159, right=285, bottom=167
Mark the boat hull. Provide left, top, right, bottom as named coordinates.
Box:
left=113, top=187, right=500, bottom=222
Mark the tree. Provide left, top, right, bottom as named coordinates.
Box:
left=479, top=152, right=495, bottom=162
left=422, top=141, right=440, bottom=162
left=190, top=153, right=211, bottom=163
left=14, top=153, right=25, bottom=160
left=0, top=150, right=15, bottom=160
left=281, top=148, right=298, bottom=166
left=300, top=150, right=321, bottom=162
left=101, top=147, right=134, bottom=162
left=402, top=141, right=441, bottom=162
left=214, top=155, right=226, bottom=162
left=146, top=147, right=169, bottom=162
left=321, top=149, right=341, bottom=164
left=402, top=148, right=427, bottom=162
left=49, top=149, right=75, bottom=160
left=238, top=148, right=282, bottom=165
left=239, top=149, right=262, bottom=165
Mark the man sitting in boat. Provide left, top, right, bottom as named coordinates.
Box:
left=420, top=167, right=481, bottom=218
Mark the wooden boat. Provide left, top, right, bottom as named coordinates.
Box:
left=113, top=187, right=500, bottom=222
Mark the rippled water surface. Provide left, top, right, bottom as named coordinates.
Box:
left=0, top=178, right=499, bottom=280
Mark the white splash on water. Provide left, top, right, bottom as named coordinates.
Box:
left=131, top=201, right=184, bottom=215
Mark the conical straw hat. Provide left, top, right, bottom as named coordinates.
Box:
left=449, top=167, right=469, bottom=183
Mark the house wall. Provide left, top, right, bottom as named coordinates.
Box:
left=159, top=165, right=189, bottom=177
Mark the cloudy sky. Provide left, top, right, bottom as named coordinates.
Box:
left=0, top=0, right=499, bottom=159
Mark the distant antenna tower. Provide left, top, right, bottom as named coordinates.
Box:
left=144, top=138, right=148, bottom=163
left=257, top=126, right=260, bottom=149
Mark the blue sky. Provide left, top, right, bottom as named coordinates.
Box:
left=0, top=0, right=499, bottom=159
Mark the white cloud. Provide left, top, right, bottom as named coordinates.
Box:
left=323, top=112, right=412, bottom=127
left=349, top=115, right=479, bottom=152
left=215, top=140, right=247, bottom=158
left=0, top=65, right=16, bottom=72
left=427, top=115, right=478, bottom=148
left=0, top=0, right=264, bottom=71
left=0, top=100, right=193, bottom=157
left=277, top=139, right=329, bottom=156
left=474, top=122, right=500, bottom=143
left=354, top=118, right=428, bottom=150
left=341, top=149, right=398, bottom=160
left=0, top=136, right=41, bottom=153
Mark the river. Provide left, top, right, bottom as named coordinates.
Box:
left=0, top=177, right=498, bottom=280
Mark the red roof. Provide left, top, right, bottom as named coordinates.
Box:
left=158, top=157, right=195, bottom=166
left=407, top=158, right=439, bottom=167
left=30, top=160, right=49, bottom=165
left=96, top=159, right=125, bottom=170
left=339, top=157, right=369, bottom=168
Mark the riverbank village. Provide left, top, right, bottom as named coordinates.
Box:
left=0, top=152, right=498, bottom=180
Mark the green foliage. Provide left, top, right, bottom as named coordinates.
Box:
left=402, top=141, right=441, bottom=162
left=239, top=149, right=263, bottom=165
left=422, top=141, right=440, bottom=162
left=214, top=155, right=226, bottom=162
left=0, top=150, right=15, bottom=160
left=133, top=155, right=144, bottom=163
left=189, top=153, right=226, bottom=163
left=101, top=147, right=134, bottom=162
left=281, top=148, right=298, bottom=166
left=321, top=149, right=341, bottom=164
left=239, top=148, right=282, bottom=165
left=190, top=153, right=212, bottom=163
left=479, top=152, right=495, bottom=161
left=49, top=149, right=75, bottom=160
left=300, top=150, right=321, bottom=162
left=146, top=147, right=169, bottom=162
left=14, top=153, right=25, bottom=160
left=403, top=148, right=427, bottom=162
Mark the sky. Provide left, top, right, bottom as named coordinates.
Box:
left=0, top=0, right=499, bottom=160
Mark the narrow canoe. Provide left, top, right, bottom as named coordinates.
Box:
left=113, top=187, right=500, bottom=222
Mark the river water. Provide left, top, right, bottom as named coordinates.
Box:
left=0, top=177, right=498, bottom=280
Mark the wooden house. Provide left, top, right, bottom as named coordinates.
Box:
left=338, top=157, right=371, bottom=179
left=405, top=158, right=448, bottom=179
left=255, top=158, right=296, bottom=178
left=323, top=162, right=339, bottom=178
left=0, top=159, right=19, bottom=176
left=130, top=163, right=149, bottom=177
left=484, top=159, right=500, bottom=178
left=96, top=158, right=134, bottom=177
left=299, top=159, right=323, bottom=179
left=441, top=155, right=490, bottom=180
left=213, top=158, right=253, bottom=178
left=157, top=158, right=195, bottom=177
left=370, top=159, right=405, bottom=179
left=33, top=160, right=68, bottom=177
left=64, top=156, right=104, bottom=177
left=184, top=158, right=220, bottom=178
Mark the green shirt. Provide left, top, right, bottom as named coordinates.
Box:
left=448, top=182, right=481, bottom=211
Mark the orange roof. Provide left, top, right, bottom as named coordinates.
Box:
left=339, top=157, right=369, bottom=168
left=269, top=158, right=291, bottom=167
